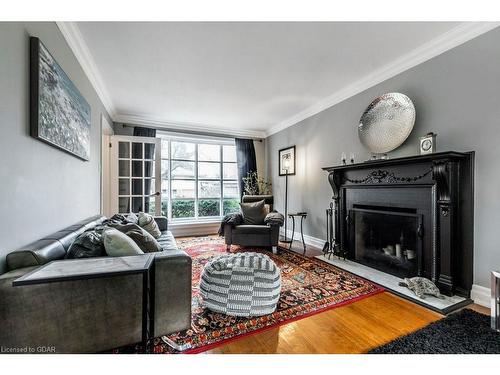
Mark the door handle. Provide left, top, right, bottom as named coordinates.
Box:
left=149, top=192, right=160, bottom=197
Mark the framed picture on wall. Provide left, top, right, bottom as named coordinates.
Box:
left=279, top=146, right=296, bottom=176
left=30, top=36, right=91, bottom=161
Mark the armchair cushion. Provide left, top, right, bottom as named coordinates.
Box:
left=232, top=225, right=273, bottom=235
left=239, top=199, right=266, bottom=225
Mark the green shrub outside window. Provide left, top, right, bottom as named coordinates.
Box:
left=172, top=200, right=195, bottom=218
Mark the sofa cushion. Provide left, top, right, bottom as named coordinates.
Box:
left=103, top=229, right=144, bottom=257
left=66, top=231, right=105, bottom=259
left=239, top=200, right=266, bottom=225
left=156, top=231, right=179, bottom=252
left=138, top=212, right=162, bottom=238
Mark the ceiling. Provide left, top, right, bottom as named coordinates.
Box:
left=68, top=22, right=495, bottom=137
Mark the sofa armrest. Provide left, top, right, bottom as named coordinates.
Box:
left=0, top=266, right=143, bottom=353
left=153, top=250, right=192, bottom=336
left=154, top=216, right=168, bottom=232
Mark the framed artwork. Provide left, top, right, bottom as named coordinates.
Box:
left=279, top=145, right=296, bottom=176
left=30, top=36, right=91, bottom=161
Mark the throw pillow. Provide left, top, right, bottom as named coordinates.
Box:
left=125, top=212, right=138, bottom=224
left=103, top=228, right=144, bottom=257
left=138, top=212, right=162, bottom=238
left=240, top=199, right=267, bottom=225
left=125, top=226, right=162, bottom=253
left=107, top=222, right=141, bottom=233
left=66, top=230, right=105, bottom=259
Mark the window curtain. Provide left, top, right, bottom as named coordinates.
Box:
left=133, top=126, right=156, bottom=212
left=235, top=138, right=257, bottom=199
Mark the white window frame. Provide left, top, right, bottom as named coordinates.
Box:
left=110, top=135, right=162, bottom=216
left=158, top=131, right=239, bottom=224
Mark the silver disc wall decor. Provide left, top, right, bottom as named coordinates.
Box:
left=358, top=93, right=416, bottom=154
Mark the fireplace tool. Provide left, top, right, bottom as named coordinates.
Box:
left=323, top=201, right=345, bottom=260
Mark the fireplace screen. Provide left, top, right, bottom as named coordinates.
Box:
left=351, top=208, right=421, bottom=279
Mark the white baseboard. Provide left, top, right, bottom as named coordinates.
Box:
left=280, top=228, right=325, bottom=250
left=471, top=284, right=490, bottom=308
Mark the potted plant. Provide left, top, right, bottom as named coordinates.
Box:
left=242, top=171, right=272, bottom=195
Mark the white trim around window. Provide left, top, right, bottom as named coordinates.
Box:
left=157, top=131, right=240, bottom=224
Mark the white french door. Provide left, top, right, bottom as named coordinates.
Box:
left=110, top=135, right=161, bottom=215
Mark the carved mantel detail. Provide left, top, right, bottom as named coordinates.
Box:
left=432, top=162, right=451, bottom=202
left=344, top=168, right=432, bottom=185
left=327, top=171, right=340, bottom=200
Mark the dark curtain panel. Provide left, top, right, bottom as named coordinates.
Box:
left=134, top=126, right=157, bottom=139
left=133, top=126, right=157, bottom=212
left=235, top=138, right=257, bottom=199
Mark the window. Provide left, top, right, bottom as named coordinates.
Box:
left=159, top=134, right=240, bottom=221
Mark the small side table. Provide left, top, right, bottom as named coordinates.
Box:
left=288, top=213, right=307, bottom=254
left=492, top=270, right=500, bottom=332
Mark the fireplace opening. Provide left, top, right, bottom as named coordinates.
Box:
left=350, top=207, right=422, bottom=279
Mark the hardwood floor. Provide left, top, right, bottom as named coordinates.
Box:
left=204, top=292, right=443, bottom=354
left=180, top=235, right=489, bottom=354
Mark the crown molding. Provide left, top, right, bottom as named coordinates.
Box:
left=115, top=114, right=266, bottom=139
left=56, top=22, right=117, bottom=119
left=57, top=21, right=499, bottom=139
left=266, top=22, right=500, bottom=137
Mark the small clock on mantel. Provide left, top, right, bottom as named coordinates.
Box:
left=420, top=132, right=436, bottom=154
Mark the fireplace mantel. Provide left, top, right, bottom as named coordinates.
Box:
left=322, top=151, right=474, bottom=297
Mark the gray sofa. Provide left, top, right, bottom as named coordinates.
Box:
left=224, top=195, right=280, bottom=253
left=0, top=215, right=192, bottom=353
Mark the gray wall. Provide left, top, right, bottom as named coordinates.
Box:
left=267, top=27, right=500, bottom=289
left=0, top=22, right=111, bottom=273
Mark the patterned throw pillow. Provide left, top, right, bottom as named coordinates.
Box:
left=66, top=230, right=105, bottom=259
left=137, top=212, right=162, bottom=238
left=126, top=212, right=138, bottom=224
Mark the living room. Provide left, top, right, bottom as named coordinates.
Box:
left=1, top=0, right=500, bottom=372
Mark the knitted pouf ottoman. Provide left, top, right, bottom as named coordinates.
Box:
left=200, top=252, right=282, bottom=317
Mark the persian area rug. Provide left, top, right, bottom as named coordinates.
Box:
left=116, top=237, right=383, bottom=354
left=369, top=309, right=500, bottom=354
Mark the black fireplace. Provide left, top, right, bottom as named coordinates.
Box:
left=350, top=206, right=421, bottom=279
left=323, top=151, right=474, bottom=297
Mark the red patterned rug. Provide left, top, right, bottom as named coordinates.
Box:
left=116, top=237, right=383, bottom=354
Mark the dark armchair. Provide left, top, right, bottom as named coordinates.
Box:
left=224, top=195, right=282, bottom=254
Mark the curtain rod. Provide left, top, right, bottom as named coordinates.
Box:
left=121, top=123, right=263, bottom=142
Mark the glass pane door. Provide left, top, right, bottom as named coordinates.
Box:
left=112, top=136, right=161, bottom=215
